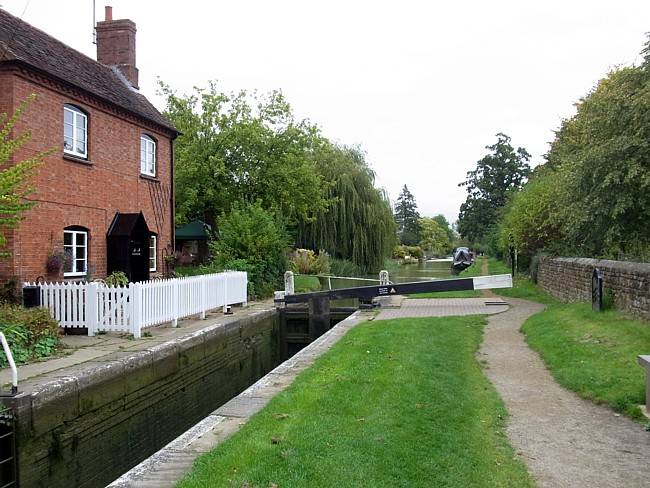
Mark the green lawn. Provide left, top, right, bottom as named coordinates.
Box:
left=178, top=316, right=533, bottom=488
left=489, top=257, right=649, bottom=420
left=407, top=257, right=485, bottom=299
left=294, top=274, right=322, bottom=293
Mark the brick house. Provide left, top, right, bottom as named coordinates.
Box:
left=0, top=7, right=177, bottom=284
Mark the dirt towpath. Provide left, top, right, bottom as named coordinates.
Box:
left=480, top=296, right=650, bottom=487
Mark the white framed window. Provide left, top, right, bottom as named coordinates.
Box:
left=149, top=235, right=157, bottom=272
left=63, top=105, right=88, bottom=158
left=64, top=228, right=88, bottom=277
left=140, top=135, right=156, bottom=176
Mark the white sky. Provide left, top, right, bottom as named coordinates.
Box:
left=4, top=0, right=649, bottom=223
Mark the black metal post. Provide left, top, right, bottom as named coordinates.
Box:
left=592, top=268, right=603, bottom=312
left=308, top=297, right=330, bottom=341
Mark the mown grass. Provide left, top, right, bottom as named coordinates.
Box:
left=487, top=259, right=554, bottom=304
left=407, top=257, right=485, bottom=299
left=294, top=275, right=322, bottom=293
left=489, top=257, right=649, bottom=420
left=177, top=316, right=534, bottom=488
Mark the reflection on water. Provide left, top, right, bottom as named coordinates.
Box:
left=319, top=259, right=454, bottom=307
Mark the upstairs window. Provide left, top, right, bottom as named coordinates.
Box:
left=63, top=105, right=87, bottom=158
left=149, top=235, right=157, bottom=272
left=140, top=135, right=156, bottom=176
left=64, top=227, right=88, bottom=277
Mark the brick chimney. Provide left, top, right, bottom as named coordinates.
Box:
left=95, top=6, right=139, bottom=89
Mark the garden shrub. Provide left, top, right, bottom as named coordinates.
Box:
left=105, top=271, right=129, bottom=287
left=0, top=305, right=61, bottom=366
left=289, top=249, right=331, bottom=275
left=392, top=245, right=423, bottom=260
left=210, top=202, right=289, bottom=298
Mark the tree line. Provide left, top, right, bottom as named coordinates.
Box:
left=160, top=82, right=397, bottom=294
left=457, top=37, right=650, bottom=265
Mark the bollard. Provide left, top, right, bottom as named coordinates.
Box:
left=592, top=268, right=603, bottom=312
left=379, top=270, right=390, bottom=286
left=284, top=271, right=295, bottom=295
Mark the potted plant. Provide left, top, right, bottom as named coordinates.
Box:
left=46, top=250, right=73, bottom=277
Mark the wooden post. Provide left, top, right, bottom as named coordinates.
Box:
left=200, top=277, right=206, bottom=319
left=130, top=282, right=142, bottom=339
left=86, top=283, right=98, bottom=336
left=308, top=296, right=330, bottom=341
left=172, top=279, right=179, bottom=327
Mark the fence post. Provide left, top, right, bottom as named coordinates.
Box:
left=131, top=282, right=142, bottom=339
left=172, top=279, right=179, bottom=327
left=200, top=277, right=206, bottom=319
left=86, top=283, right=98, bottom=336
left=242, top=272, right=248, bottom=307
left=223, top=274, right=229, bottom=314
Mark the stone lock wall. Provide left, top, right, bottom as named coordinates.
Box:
left=537, top=257, right=650, bottom=320
left=2, top=311, right=280, bottom=488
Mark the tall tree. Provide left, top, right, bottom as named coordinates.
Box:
left=297, top=144, right=396, bottom=272
left=457, top=133, right=531, bottom=243
left=419, top=217, right=451, bottom=256
left=432, top=214, right=455, bottom=242
left=0, top=95, right=46, bottom=256
left=394, top=185, right=421, bottom=246
left=159, top=82, right=327, bottom=228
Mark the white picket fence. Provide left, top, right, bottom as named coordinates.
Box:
left=24, top=271, right=247, bottom=338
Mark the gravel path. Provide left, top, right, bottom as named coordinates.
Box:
left=479, top=296, right=650, bottom=487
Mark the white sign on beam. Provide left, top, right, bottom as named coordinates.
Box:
left=472, top=274, right=513, bottom=290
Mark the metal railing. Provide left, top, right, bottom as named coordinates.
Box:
left=0, top=332, right=18, bottom=395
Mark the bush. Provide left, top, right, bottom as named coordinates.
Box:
left=392, top=245, right=423, bottom=260
left=329, top=258, right=363, bottom=277
left=210, top=202, right=289, bottom=298
left=289, top=249, right=331, bottom=275
left=0, top=305, right=61, bottom=366
left=105, top=271, right=129, bottom=287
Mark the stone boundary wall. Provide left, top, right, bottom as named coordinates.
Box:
left=537, top=257, right=650, bottom=320
left=2, top=310, right=281, bottom=488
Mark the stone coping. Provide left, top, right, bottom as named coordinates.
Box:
left=107, top=310, right=372, bottom=488
left=1, top=301, right=275, bottom=399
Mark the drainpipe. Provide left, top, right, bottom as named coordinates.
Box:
left=170, top=135, right=176, bottom=254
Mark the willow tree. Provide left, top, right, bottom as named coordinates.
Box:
left=297, top=144, right=396, bottom=272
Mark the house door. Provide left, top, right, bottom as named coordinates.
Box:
left=129, top=237, right=149, bottom=282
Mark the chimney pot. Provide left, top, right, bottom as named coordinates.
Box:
left=105, top=6, right=112, bottom=21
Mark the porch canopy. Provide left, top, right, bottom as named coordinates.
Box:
left=107, top=212, right=151, bottom=282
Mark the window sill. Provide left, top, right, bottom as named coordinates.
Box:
left=63, top=153, right=92, bottom=166
left=64, top=274, right=87, bottom=280
left=140, top=174, right=159, bottom=183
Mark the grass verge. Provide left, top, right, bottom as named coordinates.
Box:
left=489, top=257, right=648, bottom=420
left=177, top=315, right=533, bottom=488
left=407, top=257, right=485, bottom=299
left=294, top=275, right=322, bottom=293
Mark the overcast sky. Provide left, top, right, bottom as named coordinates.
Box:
left=4, top=0, right=649, bottom=223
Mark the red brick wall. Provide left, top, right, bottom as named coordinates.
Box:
left=1, top=69, right=174, bottom=283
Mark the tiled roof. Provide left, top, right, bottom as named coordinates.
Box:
left=0, top=8, right=177, bottom=133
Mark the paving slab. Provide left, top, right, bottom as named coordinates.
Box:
left=376, top=297, right=508, bottom=320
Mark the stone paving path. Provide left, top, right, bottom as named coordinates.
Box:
left=480, top=296, right=650, bottom=488
left=376, top=297, right=508, bottom=320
